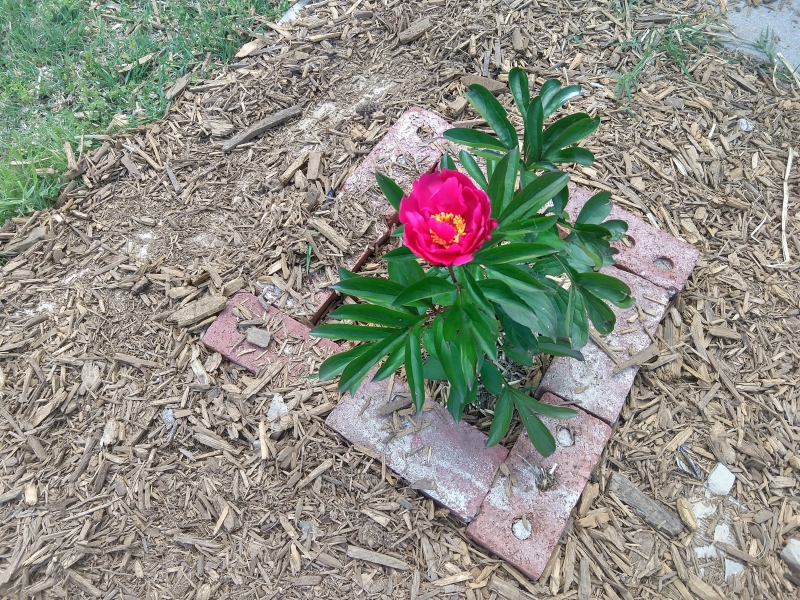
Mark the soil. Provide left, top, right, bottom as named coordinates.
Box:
left=1, top=0, right=799, bottom=598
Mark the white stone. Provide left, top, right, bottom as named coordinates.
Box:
left=780, top=538, right=800, bottom=574
left=556, top=427, right=574, bottom=447
left=706, top=463, right=736, bottom=495
left=512, top=518, right=532, bottom=540
left=725, top=559, right=744, bottom=580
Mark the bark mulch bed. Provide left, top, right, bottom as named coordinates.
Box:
left=1, top=0, right=799, bottom=598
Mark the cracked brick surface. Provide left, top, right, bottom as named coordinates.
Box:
left=326, top=373, right=508, bottom=522
left=566, top=184, right=700, bottom=293
left=201, top=291, right=340, bottom=376
left=536, top=266, right=669, bottom=424
left=466, top=393, right=612, bottom=581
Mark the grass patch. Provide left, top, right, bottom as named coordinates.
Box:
left=0, top=0, right=287, bottom=222
left=611, top=14, right=717, bottom=97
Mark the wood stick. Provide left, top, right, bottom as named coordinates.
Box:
left=222, top=105, right=303, bottom=152
left=608, top=472, right=684, bottom=536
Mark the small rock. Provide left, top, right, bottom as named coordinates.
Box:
left=725, top=558, right=744, bottom=580
left=706, top=463, right=736, bottom=495
left=781, top=539, right=800, bottom=574
left=556, top=427, right=574, bottom=447
left=512, top=518, right=532, bottom=540
left=246, top=327, right=272, bottom=348
left=788, top=455, right=800, bottom=470
left=738, top=117, right=754, bottom=132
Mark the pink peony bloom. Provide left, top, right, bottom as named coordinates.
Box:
left=399, top=169, right=498, bottom=266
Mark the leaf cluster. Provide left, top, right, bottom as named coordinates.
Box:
left=311, top=70, right=632, bottom=455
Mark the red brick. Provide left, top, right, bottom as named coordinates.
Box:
left=536, top=266, right=668, bottom=424
left=201, top=291, right=340, bottom=376
left=565, top=184, right=700, bottom=293
left=536, top=340, right=639, bottom=425
left=325, top=372, right=509, bottom=522
left=466, top=393, right=611, bottom=581
left=272, top=108, right=449, bottom=324
left=340, top=107, right=450, bottom=223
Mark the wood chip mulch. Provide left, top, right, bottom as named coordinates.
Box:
left=1, top=0, right=799, bottom=598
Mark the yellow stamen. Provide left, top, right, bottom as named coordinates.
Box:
left=429, top=212, right=466, bottom=248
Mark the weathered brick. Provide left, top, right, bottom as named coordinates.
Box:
left=466, top=393, right=611, bottom=581
left=201, top=291, right=340, bottom=377
left=326, top=373, right=508, bottom=522
left=275, top=108, right=449, bottom=324
left=536, top=266, right=669, bottom=424
left=566, top=184, right=700, bottom=293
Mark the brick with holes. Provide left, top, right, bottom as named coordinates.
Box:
left=536, top=266, right=669, bottom=424
left=325, top=373, right=508, bottom=522
left=565, top=184, right=699, bottom=293
left=465, top=392, right=612, bottom=581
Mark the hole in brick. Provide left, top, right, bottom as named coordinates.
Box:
left=416, top=125, right=435, bottom=141
left=556, top=427, right=574, bottom=447
left=512, top=517, right=532, bottom=540
left=533, top=465, right=557, bottom=492
left=621, top=234, right=636, bottom=248
left=653, top=256, right=674, bottom=271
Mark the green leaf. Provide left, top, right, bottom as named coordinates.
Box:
left=458, top=150, right=488, bottom=191
left=318, top=343, right=374, bottom=381
left=310, top=324, right=399, bottom=341
left=499, top=171, right=570, bottom=225
left=580, top=289, right=617, bottom=335
left=514, top=389, right=578, bottom=419
left=459, top=267, right=494, bottom=316
left=435, top=329, right=466, bottom=408
left=537, top=341, right=585, bottom=360
left=465, top=85, right=518, bottom=150
left=338, top=329, right=409, bottom=394
left=575, top=272, right=633, bottom=307
left=542, top=113, right=592, bottom=145
left=457, top=329, right=478, bottom=393
left=388, top=256, right=426, bottom=287
left=542, top=84, right=581, bottom=117
left=514, top=395, right=556, bottom=457
left=382, top=246, right=416, bottom=261
left=423, top=356, right=447, bottom=380
left=481, top=280, right=556, bottom=339
left=392, top=224, right=405, bottom=237
left=440, top=153, right=457, bottom=171
left=376, top=172, right=404, bottom=211
left=486, top=387, right=513, bottom=447
left=548, top=185, right=570, bottom=216
left=480, top=361, right=504, bottom=395
left=538, top=79, right=563, bottom=110
left=522, top=97, right=543, bottom=165
left=373, top=342, right=407, bottom=381
left=333, top=277, right=404, bottom=306
left=487, top=147, right=520, bottom=217
left=443, top=128, right=507, bottom=152
left=391, top=276, right=455, bottom=308
left=542, top=116, right=600, bottom=159
left=495, top=214, right=559, bottom=236
left=442, top=298, right=463, bottom=342
left=328, top=304, right=420, bottom=328
left=474, top=243, right=560, bottom=265
left=471, top=148, right=505, bottom=163
left=405, top=327, right=425, bottom=412
left=463, top=303, right=498, bottom=360
left=576, top=191, right=612, bottom=225
left=485, top=263, right=551, bottom=293
left=548, top=147, right=595, bottom=166
left=508, top=67, right=530, bottom=115
left=601, top=219, right=628, bottom=239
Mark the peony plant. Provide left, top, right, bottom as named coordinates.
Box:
left=310, top=69, right=633, bottom=456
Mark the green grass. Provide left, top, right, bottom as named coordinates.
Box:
left=611, top=14, right=716, bottom=97
left=0, top=0, right=287, bottom=222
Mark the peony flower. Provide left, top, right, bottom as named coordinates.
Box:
left=399, top=169, right=498, bottom=266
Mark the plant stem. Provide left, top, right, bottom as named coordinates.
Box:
left=447, top=265, right=460, bottom=289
